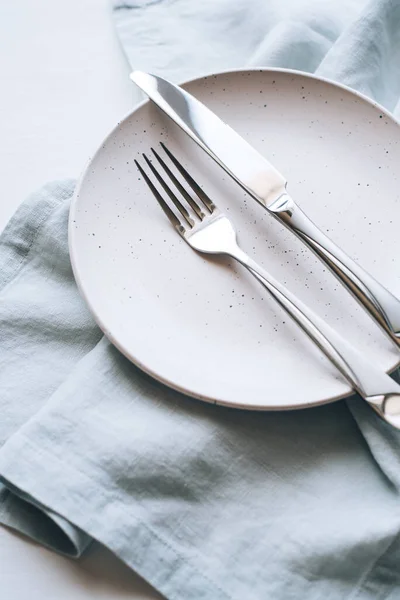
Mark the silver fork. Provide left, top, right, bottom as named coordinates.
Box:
left=135, top=143, right=400, bottom=428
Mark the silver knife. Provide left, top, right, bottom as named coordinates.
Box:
left=130, top=70, right=400, bottom=347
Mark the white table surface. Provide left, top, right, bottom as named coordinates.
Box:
left=0, top=1, right=160, bottom=598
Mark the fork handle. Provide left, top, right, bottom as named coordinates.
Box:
left=230, top=245, right=400, bottom=428
left=268, top=194, right=400, bottom=347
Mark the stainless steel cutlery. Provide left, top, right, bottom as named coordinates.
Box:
left=136, top=143, right=400, bottom=429
left=131, top=70, right=400, bottom=348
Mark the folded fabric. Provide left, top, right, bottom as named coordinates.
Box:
left=1, top=0, right=400, bottom=598
left=113, top=0, right=400, bottom=117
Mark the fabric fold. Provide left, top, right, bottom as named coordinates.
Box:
left=1, top=0, right=400, bottom=598
left=1, top=331, right=400, bottom=599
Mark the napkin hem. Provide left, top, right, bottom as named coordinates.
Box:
left=0, top=433, right=234, bottom=600
left=3, top=429, right=400, bottom=600
left=0, top=481, right=92, bottom=558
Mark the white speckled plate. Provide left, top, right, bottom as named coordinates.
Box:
left=69, top=69, right=400, bottom=410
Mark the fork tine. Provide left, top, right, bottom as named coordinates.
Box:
left=142, top=154, right=194, bottom=228
left=151, top=148, right=205, bottom=220
left=135, top=160, right=183, bottom=230
left=160, top=142, right=215, bottom=214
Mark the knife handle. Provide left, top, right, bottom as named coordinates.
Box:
left=232, top=246, right=400, bottom=429
left=269, top=194, right=400, bottom=347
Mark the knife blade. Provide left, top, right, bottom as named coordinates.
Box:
left=130, top=70, right=287, bottom=209
left=130, top=70, right=400, bottom=346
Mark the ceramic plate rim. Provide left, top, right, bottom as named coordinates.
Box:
left=69, top=67, right=400, bottom=411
